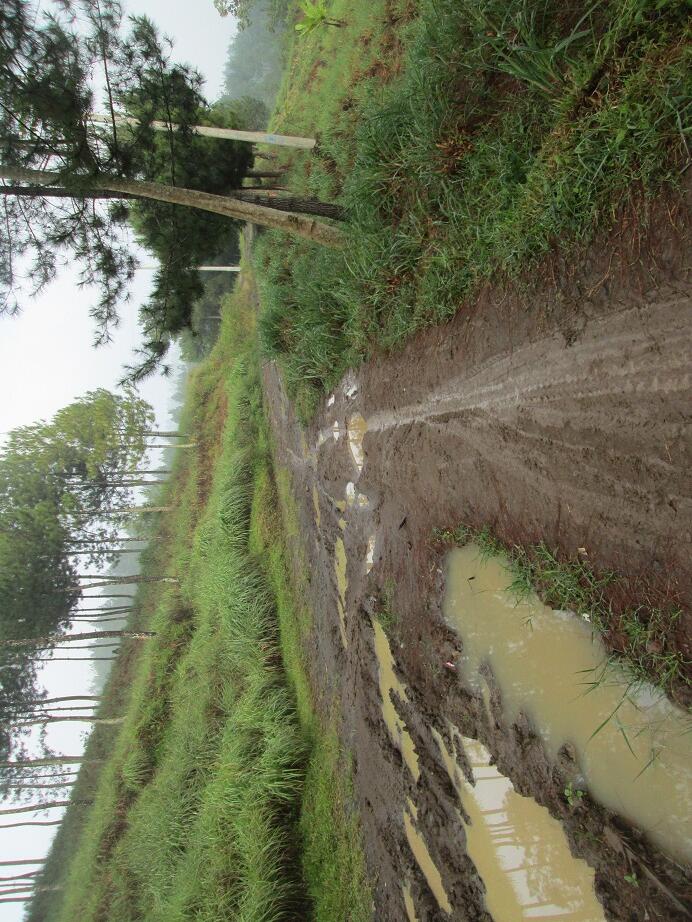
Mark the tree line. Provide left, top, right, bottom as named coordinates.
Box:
left=0, top=385, right=196, bottom=905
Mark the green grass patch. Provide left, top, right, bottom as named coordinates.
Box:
left=50, top=275, right=308, bottom=922
left=256, top=0, right=690, bottom=416
left=40, top=252, right=372, bottom=922
left=251, top=406, right=373, bottom=921
left=435, top=523, right=690, bottom=704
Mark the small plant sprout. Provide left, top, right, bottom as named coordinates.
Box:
left=624, top=871, right=639, bottom=887
left=564, top=782, right=584, bottom=807
left=295, top=0, right=344, bottom=35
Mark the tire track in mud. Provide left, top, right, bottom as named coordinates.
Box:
left=262, top=264, right=692, bottom=920
left=358, top=294, right=692, bottom=610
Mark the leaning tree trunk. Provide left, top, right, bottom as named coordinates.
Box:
left=0, top=166, right=344, bottom=248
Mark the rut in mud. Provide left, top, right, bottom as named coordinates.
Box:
left=261, top=217, right=691, bottom=920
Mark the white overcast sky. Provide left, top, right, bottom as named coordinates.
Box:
left=1, top=2, right=238, bottom=916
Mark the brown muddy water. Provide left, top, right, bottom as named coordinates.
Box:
left=433, top=727, right=605, bottom=920
left=347, top=413, right=368, bottom=472
left=404, top=797, right=453, bottom=915
left=403, top=881, right=419, bottom=922
left=443, top=545, right=692, bottom=863
left=335, top=536, right=348, bottom=648
left=312, top=484, right=321, bottom=528
left=372, top=618, right=420, bottom=782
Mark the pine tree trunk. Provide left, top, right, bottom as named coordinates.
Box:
left=0, top=799, right=92, bottom=816
left=230, top=190, right=344, bottom=220
left=0, top=883, right=61, bottom=896
left=0, top=757, right=99, bottom=769
left=7, top=782, right=75, bottom=790
left=0, top=820, right=63, bottom=830
left=73, top=577, right=176, bottom=591
left=82, top=594, right=134, bottom=599
left=246, top=170, right=284, bottom=179
left=12, top=705, right=97, bottom=715
left=17, top=696, right=102, bottom=706
left=90, top=113, right=316, bottom=149
left=11, top=716, right=124, bottom=728
left=0, top=166, right=344, bottom=248
left=0, top=861, right=46, bottom=867
left=0, top=630, right=154, bottom=648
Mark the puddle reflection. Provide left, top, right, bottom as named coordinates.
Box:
left=443, top=545, right=692, bottom=862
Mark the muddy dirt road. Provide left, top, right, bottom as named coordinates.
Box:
left=261, top=217, right=692, bottom=920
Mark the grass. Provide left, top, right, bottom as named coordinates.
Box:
left=254, top=0, right=690, bottom=417
left=435, top=523, right=690, bottom=705
left=250, top=400, right=373, bottom=921
left=376, top=578, right=398, bottom=638
left=31, top=248, right=372, bottom=922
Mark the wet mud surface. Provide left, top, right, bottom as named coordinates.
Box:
left=260, top=203, right=691, bottom=921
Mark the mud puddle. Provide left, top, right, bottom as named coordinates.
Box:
left=372, top=618, right=420, bottom=781
left=402, top=882, right=419, bottom=922
left=433, top=726, right=605, bottom=920
left=335, top=536, right=348, bottom=648
left=444, top=545, right=692, bottom=862
left=404, top=798, right=452, bottom=916
left=347, top=413, right=368, bottom=472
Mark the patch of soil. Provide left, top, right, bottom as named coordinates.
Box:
left=260, top=193, right=691, bottom=920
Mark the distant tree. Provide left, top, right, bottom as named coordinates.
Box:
left=222, top=1, right=287, bottom=104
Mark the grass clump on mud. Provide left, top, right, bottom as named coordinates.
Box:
left=256, top=0, right=690, bottom=415
left=41, top=262, right=371, bottom=922
left=435, top=523, right=690, bottom=707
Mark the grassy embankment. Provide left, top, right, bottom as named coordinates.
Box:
left=32, top=260, right=371, bottom=922
left=255, top=0, right=689, bottom=417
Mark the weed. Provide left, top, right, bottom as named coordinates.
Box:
left=377, top=578, right=398, bottom=637
left=295, top=0, right=344, bottom=35
left=564, top=781, right=585, bottom=807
